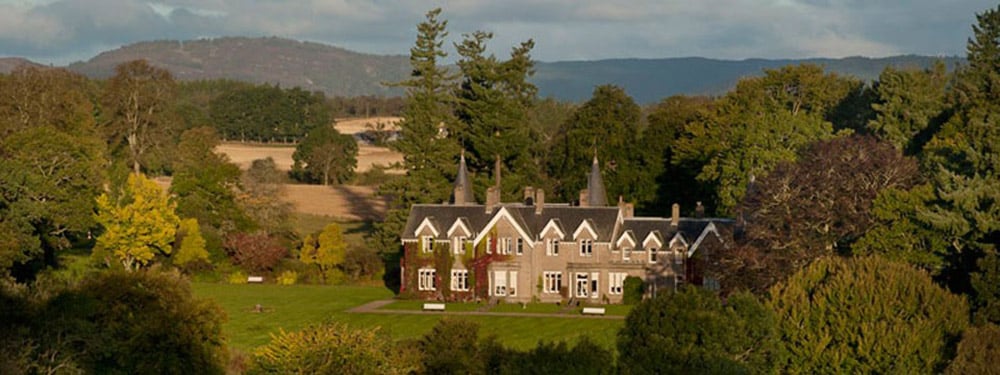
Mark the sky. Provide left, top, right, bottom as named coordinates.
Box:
left=0, top=0, right=995, bottom=65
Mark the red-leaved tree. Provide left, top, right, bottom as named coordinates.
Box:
left=223, top=232, right=288, bottom=273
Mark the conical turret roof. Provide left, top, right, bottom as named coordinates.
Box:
left=452, top=151, right=475, bottom=205
left=587, top=155, right=608, bottom=207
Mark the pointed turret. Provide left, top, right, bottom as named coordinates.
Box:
left=452, top=151, right=475, bottom=205
left=586, top=155, right=608, bottom=207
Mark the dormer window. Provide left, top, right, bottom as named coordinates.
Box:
left=421, top=236, right=434, bottom=253
left=649, top=248, right=658, bottom=263
left=580, top=240, right=593, bottom=257
left=453, top=237, right=467, bottom=254
left=546, top=239, right=560, bottom=256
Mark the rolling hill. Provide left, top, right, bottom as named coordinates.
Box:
left=4, top=37, right=964, bottom=103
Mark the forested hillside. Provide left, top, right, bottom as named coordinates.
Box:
left=2, top=37, right=961, bottom=102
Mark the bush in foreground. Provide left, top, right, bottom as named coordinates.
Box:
left=250, top=323, right=416, bottom=375
left=769, top=256, right=967, bottom=373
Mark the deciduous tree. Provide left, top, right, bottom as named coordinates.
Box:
left=102, top=60, right=177, bottom=174
left=290, top=125, right=357, bottom=185
left=301, top=223, right=347, bottom=283
left=250, top=323, right=416, bottom=375
left=93, top=173, right=180, bottom=271
left=174, top=218, right=209, bottom=268
left=716, top=136, right=920, bottom=293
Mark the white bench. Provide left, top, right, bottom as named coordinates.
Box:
left=247, top=276, right=264, bottom=283
left=582, top=307, right=606, bottom=316
left=423, top=303, right=446, bottom=311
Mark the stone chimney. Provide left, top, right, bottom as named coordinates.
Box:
left=535, top=189, right=545, bottom=215
left=625, top=203, right=635, bottom=218
left=486, top=186, right=500, bottom=213
left=523, top=186, right=535, bottom=205
left=695, top=201, right=705, bottom=218
left=671, top=203, right=680, bottom=227
left=579, top=189, right=590, bottom=207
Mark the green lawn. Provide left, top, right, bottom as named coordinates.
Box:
left=192, top=283, right=624, bottom=352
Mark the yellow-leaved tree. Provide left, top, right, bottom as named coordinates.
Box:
left=175, top=218, right=209, bottom=268
left=301, top=224, right=347, bottom=284
left=93, top=173, right=180, bottom=271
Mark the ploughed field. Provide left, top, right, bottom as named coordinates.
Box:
left=191, top=283, right=624, bottom=352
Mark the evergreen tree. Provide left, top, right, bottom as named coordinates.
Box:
left=769, top=256, right=968, bottom=373
left=919, top=5, right=1000, bottom=300
left=867, top=62, right=951, bottom=154
left=453, top=31, right=541, bottom=200
left=548, top=85, right=645, bottom=205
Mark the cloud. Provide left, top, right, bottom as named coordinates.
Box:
left=0, top=0, right=993, bottom=65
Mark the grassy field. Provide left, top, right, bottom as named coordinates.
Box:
left=191, top=283, right=625, bottom=352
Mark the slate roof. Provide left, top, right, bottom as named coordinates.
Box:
left=401, top=203, right=621, bottom=242
left=619, top=217, right=735, bottom=250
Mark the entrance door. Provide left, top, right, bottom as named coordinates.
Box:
left=576, top=273, right=589, bottom=298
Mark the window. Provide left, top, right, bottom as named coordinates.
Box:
left=418, top=268, right=436, bottom=291
left=500, top=237, right=512, bottom=255
left=546, top=239, right=560, bottom=256
left=516, top=238, right=524, bottom=255
left=575, top=273, right=589, bottom=298
left=674, top=249, right=684, bottom=265
left=494, top=271, right=507, bottom=296
left=421, top=236, right=433, bottom=253
left=580, top=239, right=593, bottom=257
left=485, top=237, right=493, bottom=254
left=453, top=237, right=467, bottom=254
left=649, top=247, right=658, bottom=263
left=543, top=272, right=562, bottom=293
left=590, top=272, right=599, bottom=298
left=451, top=269, right=469, bottom=291
left=509, top=271, right=518, bottom=296
left=623, top=247, right=631, bottom=261
left=609, top=272, right=626, bottom=295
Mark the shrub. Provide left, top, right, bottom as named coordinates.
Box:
left=769, top=256, right=968, bottom=373
left=622, top=276, right=644, bottom=305
left=249, top=323, right=416, bottom=375
left=228, top=271, right=248, bottom=284
left=946, top=323, right=1000, bottom=374
left=618, top=286, right=776, bottom=374
left=276, top=271, right=297, bottom=286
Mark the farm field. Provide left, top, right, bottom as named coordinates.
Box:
left=191, top=283, right=624, bottom=352
left=215, top=142, right=402, bottom=174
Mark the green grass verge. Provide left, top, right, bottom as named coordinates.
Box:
left=192, top=283, right=624, bottom=352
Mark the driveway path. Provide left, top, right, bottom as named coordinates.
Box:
left=346, top=300, right=625, bottom=320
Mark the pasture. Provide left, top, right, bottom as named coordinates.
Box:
left=191, top=283, right=625, bottom=352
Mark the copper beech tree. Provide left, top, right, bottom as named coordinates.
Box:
left=714, top=135, right=921, bottom=294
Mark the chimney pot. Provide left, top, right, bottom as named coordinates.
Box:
left=579, top=189, right=589, bottom=207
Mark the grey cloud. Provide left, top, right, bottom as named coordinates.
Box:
left=0, top=0, right=994, bottom=65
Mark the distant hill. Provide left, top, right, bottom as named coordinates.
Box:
left=533, top=55, right=965, bottom=103
left=5, top=37, right=965, bottom=103
left=0, top=57, right=45, bottom=73
left=66, top=37, right=411, bottom=97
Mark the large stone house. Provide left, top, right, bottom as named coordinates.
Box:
left=399, top=154, right=732, bottom=303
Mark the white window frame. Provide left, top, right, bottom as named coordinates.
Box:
left=516, top=238, right=524, bottom=255
left=649, top=247, right=658, bottom=263
left=674, top=248, right=684, bottom=264
left=543, top=272, right=562, bottom=294
left=421, top=235, right=434, bottom=253
left=590, top=272, right=599, bottom=298
left=623, top=247, right=631, bottom=261
left=494, top=271, right=507, bottom=296
left=609, top=272, right=626, bottom=295
left=580, top=239, right=593, bottom=257
left=500, top=237, right=512, bottom=255
left=485, top=237, right=493, bottom=254
left=418, top=268, right=436, bottom=291
left=546, top=239, right=560, bottom=256
left=509, top=271, right=518, bottom=296
left=453, top=236, right=468, bottom=254
left=451, top=269, right=469, bottom=291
